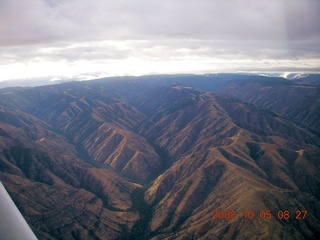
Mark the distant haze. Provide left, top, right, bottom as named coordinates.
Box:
left=0, top=0, right=319, bottom=81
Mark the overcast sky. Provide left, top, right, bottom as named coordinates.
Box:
left=0, top=0, right=319, bottom=81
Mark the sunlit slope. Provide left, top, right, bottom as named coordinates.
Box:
left=139, top=86, right=320, bottom=239
left=0, top=74, right=319, bottom=239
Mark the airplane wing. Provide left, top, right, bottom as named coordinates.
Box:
left=0, top=181, right=38, bottom=240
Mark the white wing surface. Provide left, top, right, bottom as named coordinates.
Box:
left=0, top=182, right=37, bottom=240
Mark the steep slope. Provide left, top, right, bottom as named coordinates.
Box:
left=36, top=92, right=161, bottom=182
left=1, top=84, right=162, bottom=182
left=138, top=86, right=320, bottom=239
left=145, top=149, right=320, bottom=239
left=216, top=79, right=320, bottom=135
left=0, top=75, right=320, bottom=239
left=0, top=106, right=141, bottom=239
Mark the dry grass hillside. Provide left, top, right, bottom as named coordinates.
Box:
left=0, top=74, right=319, bottom=239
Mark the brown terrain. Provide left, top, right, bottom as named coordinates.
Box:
left=0, top=74, right=319, bottom=239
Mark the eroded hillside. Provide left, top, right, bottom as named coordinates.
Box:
left=0, top=74, right=319, bottom=239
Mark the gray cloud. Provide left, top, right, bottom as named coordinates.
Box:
left=1, top=0, right=319, bottom=43
left=0, top=0, right=319, bottom=80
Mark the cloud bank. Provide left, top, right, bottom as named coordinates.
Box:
left=0, top=0, right=319, bottom=81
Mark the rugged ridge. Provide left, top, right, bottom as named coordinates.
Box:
left=0, top=74, right=320, bottom=239
left=0, top=107, right=141, bottom=239
left=215, top=78, right=320, bottom=135
left=139, top=86, right=320, bottom=239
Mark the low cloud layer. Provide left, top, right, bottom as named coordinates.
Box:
left=0, top=0, right=319, bottom=81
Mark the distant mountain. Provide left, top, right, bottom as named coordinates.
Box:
left=214, top=76, right=320, bottom=135
left=0, top=74, right=319, bottom=239
left=0, top=78, right=71, bottom=89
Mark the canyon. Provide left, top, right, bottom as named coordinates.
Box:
left=0, top=74, right=319, bottom=239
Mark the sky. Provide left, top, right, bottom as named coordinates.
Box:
left=0, top=0, right=319, bottom=82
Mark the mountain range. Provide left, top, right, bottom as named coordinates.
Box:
left=0, top=73, right=319, bottom=239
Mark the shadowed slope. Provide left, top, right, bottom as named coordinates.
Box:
left=138, top=86, right=320, bottom=239
left=0, top=75, right=319, bottom=239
